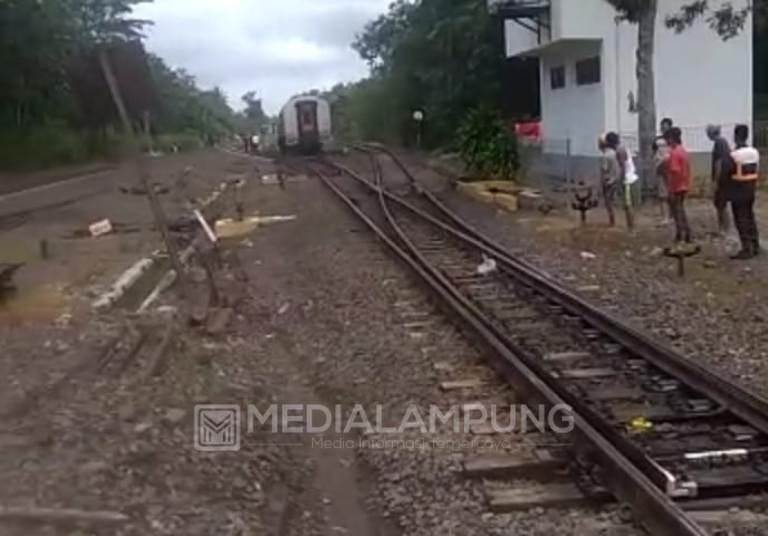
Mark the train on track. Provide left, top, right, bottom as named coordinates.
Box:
left=278, top=95, right=332, bottom=155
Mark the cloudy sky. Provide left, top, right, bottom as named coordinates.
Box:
left=136, top=0, right=391, bottom=113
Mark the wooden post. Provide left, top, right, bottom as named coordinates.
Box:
left=98, top=48, right=187, bottom=297
left=143, top=110, right=154, bottom=155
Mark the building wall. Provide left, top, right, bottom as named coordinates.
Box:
left=612, top=1, right=752, bottom=153
left=505, top=0, right=753, bottom=155
left=539, top=40, right=605, bottom=156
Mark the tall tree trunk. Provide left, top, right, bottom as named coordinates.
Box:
left=636, top=0, right=657, bottom=197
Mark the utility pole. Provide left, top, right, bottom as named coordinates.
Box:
left=98, top=47, right=187, bottom=296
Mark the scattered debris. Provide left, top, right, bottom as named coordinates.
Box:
left=277, top=302, right=291, bottom=315
left=477, top=255, right=498, bottom=276
left=155, top=305, right=178, bottom=316
left=580, top=251, right=597, bottom=260
left=577, top=285, right=601, bottom=292
left=92, top=256, right=158, bottom=310
left=89, top=219, right=113, bottom=237
left=215, top=214, right=297, bottom=239
left=194, top=209, right=218, bottom=244
left=70, top=221, right=140, bottom=239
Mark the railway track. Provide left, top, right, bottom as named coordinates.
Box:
left=305, top=146, right=768, bottom=536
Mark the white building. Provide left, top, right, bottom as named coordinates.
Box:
left=495, top=0, right=753, bottom=156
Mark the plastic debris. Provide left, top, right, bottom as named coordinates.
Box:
left=89, top=219, right=113, bottom=237
left=630, top=416, right=654, bottom=432
left=580, top=251, right=597, bottom=260
left=476, top=255, right=498, bottom=276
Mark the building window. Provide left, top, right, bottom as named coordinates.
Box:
left=550, top=66, right=565, bottom=90
left=576, top=56, right=601, bottom=85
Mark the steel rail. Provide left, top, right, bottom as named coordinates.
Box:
left=309, top=161, right=709, bottom=536
left=342, top=147, right=768, bottom=498
left=356, top=144, right=768, bottom=439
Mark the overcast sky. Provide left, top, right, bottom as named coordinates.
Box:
left=136, top=0, right=391, bottom=114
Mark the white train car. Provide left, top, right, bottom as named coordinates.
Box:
left=278, top=95, right=332, bottom=155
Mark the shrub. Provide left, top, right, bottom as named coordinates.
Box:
left=456, top=108, right=519, bottom=181
left=0, top=126, right=91, bottom=171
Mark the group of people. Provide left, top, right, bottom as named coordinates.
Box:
left=599, top=119, right=762, bottom=260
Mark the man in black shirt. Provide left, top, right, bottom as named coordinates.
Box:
left=706, top=124, right=732, bottom=236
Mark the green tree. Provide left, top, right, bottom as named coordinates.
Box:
left=603, top=0, right=658, bottom=189
left=350, top=0, right=506, bottom=147
left=604, top=0, right=763, bottom=187
left=0, top=0, right=237, bottom=169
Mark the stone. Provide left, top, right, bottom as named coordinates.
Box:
left=165, top=408, right=187, bottom=424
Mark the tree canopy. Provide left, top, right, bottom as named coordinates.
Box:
left=341, top=0, right=507, bottom=148
left=0, top=0, right=237, bottom=169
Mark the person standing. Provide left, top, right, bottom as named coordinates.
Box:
left=617, top=137, right=638, bottom=231
left=599, top=133, right=620, bottom=227
left=605, top=132, right=636, bottom=230
left=729, top=124, right=761, bottom=259
left=665, top=127, right=693, bottom=244
left=652, top=118, right=674, bottom=225
left=706, top=124, right=733, bottom=236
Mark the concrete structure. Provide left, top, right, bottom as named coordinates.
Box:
left=494, top=0, right=753, bottom=156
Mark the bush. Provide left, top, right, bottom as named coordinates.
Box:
left=0, top=126, right=92, bottom=171
left=0, top=125, right=208, bottom=172
left=456, top=108, right=519, bottom=181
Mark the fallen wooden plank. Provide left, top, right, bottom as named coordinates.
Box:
left=0, top=506, right=130, bottom=525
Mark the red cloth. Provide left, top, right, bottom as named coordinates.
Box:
left=515, top=121, right=541, bottom=140
left=666, top=144, right=692, bottom=194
